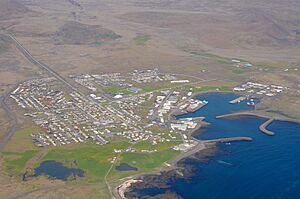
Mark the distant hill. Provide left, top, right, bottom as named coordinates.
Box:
left=120, top=0, right=300, bottom=50
left=53, top=21, right=121, bottom=45
left=0, top=0, right=31, bottom=20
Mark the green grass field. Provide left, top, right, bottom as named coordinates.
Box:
left=140, top=82, right=182, bottom=92
left=1, top=150, right=38, bottom=174
left=103, top=85, right=124, bottom=94
left=134, top=140, right=182, bottom=151
left=108, top=149, right=179, bottom=182
left=103, top=85, right=133, bottom=95
left=4, top=126, right=44, bottom=152
left=38, top=139, right=180, bottom=180
left=40, top=141, right=130, bottom=182
left=231, top=68, right=248, bottom=74
left=120, top=149, right=178, bottom=170
left=0, top=134, right=181, bottom=198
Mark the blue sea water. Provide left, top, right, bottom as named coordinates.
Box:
left=136, top=93, right=300, bottom=199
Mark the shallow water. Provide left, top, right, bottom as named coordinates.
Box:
left=136, top=93, right=300, bottom=199
left=35, top=160, right=84, bottom=180
left=115, top=163, right=138, bottom=171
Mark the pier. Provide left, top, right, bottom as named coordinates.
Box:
left=229, top=96, right=246, bottom=104
left=259, top=118, right=275, bottom=136
left=203, top=137, right=253, bottom=143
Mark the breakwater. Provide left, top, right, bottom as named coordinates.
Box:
left=216, top=111, right=300, bottom=136
left=259, top=119, right=275, bottom=135
left=203, top=137, right=253, bottom=143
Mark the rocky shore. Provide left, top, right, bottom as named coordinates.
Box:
left=114, top=95, right=300, bottom=199
left=116, top=144, right=218, bottom=199
left=113, top=133, right=252, bottom=199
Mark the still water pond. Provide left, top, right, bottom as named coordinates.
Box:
left=35, top=160, right=84, bottom=181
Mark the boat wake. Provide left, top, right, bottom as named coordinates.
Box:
left=217, top=160, right=233, bottom=166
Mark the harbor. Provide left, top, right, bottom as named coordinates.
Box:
left=123, top=92, right=300, bottom=199
left=229, top=96, right=246, bottom=104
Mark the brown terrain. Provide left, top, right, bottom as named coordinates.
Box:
left=0, top=0, right=300, bottom=198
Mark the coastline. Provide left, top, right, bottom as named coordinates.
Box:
left=114, top=129, right=254, bottom=198
left=114, top=178, right=143, bottom=199
left=112, top=93, right=238, bottom=198
left=113, top=140, right=211, bottom=199
left=113, top=92, right=300, bottom=199
left=113, top=140, right=217, bottom=199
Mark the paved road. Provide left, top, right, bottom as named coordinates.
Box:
left=0, top=34, right=81, bottom=150
left=8, top=34, right=78, bottom=92
left=150, top=90, right=173, bottom=121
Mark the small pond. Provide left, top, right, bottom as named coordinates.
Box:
left=35, top=160, right=84, bottom=181
left=115, top=163, right=138, bottom=171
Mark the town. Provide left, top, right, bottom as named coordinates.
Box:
left=9, top=69, right=289, bottom=152
left=10, top=69, right=205, bottom=151
left=233, top=81, right=288, bottom=97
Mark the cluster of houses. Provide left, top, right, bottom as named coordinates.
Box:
left=71, top=69, right=176, bottom=95
left=172, top=140, right=198, bottom=152
left=10, top=78, right=112, bottom=147
left=10, top=75, right=186, bottom=148
left=147, top=89, right=207, bottom=137
left=171, top=118, right=198, bottom=132
left=129, top=68, right=176, bottom=83
left=9, top=69, right=212, bottom=150
left=231, top=59, right=253, bottom=68
left=71, top=73, right=131, bottom=92
left=233, top=81, right=287, bottom=97
left=149, top=90, right=180, bottom=123
left=178, top=98, right=208, bottom=113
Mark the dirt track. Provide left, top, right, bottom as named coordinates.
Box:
left=0, top=89, right=17, bottom=151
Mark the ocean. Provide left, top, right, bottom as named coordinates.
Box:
left=135, top=93, right=300, bottom=199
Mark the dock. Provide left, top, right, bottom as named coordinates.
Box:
left=229, top=96, right=246, bottom=104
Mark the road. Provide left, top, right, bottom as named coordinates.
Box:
left=8, top=34, right=78, bottom=92
left=0, top=90, right=18, bottom=151
left=8, top=34, right=106, bottom=121
left=150, top=89, right=173, bottom=121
